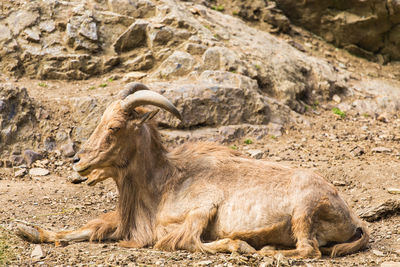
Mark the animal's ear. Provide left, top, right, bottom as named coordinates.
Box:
left=138, top=109, right=160, bottom=126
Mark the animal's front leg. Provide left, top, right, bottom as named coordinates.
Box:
left=17, top=211, right=120, bottom=244
left=155, top=206, right=218, bottom=252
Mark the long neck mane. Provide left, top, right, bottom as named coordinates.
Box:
left=115, top=123, right=175, bottom=245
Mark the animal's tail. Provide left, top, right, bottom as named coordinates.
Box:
left=321, top=222, right=369, bottom=257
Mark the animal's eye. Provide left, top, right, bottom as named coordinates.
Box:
left=109, top=127, right=120, bottom=132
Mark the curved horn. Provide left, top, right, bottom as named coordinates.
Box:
left=118, top=82, right=150, bottom=100
left=121, top=90, right=182, bottom=121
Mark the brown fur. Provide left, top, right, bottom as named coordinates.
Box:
left=17, top=100, right=369, bottom=259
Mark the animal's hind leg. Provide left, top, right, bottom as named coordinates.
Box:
left=258, top=213, right=321, bottom=259
left=17, top=211, right=119, bottom=244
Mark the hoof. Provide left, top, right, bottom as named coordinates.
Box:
left=16, top=223, right=41, bottom=243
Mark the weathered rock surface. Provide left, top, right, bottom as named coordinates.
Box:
left=273, top=0, right=400, bottom=61
left=0, top=84, right=37, bottom=151
left=0, top=0, right=348, bottom=112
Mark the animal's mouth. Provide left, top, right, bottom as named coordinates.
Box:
left=83, top=168, right=110, bottom=187
left=87, top=178, right=98, bottom=186
left=73, top=165, right=92, bottom=177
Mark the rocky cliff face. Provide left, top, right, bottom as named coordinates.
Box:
left=213, top=0, right=400, bottom=62
left=0, top=0, right=399, bottom=154
left=275, top=0, right=400, bottom=62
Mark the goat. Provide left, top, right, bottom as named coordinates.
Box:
left=17, top=83, right=369, bottom=258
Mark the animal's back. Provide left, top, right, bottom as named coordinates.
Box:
left=164, top=142, right=365, bottom=253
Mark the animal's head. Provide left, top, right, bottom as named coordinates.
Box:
left=73, top=83, right=182, bottom=186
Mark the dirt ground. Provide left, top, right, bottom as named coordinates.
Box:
left=1, top=86, right=400, bottom=266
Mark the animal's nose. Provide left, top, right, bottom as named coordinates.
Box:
left=72, top=155, right=80, bottom=164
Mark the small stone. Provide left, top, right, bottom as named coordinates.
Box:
left=44, top=137, right=56, bottom=152
left=387, top=188, right=400, bottom=195
left=372, top=147, right=392, bottom=153
left=332, top=94, right=341, bottom=103
left=60, top=142, right=75, bottom=157
left=381, top=262, right=400, bottom=267
left=381, top=261, right=400, bottom=267
left=29, top=168, right=50, bottom=176
left=247, top=149, right=264, bottom=159
left=4, top=160, right=12, bottom=168
left=10, top=155, right=25, bottom=166
left=350, top=146, right=365, bottom=157
left=39, top=20, right=56, bottom=33
left=24, top=150, right=43, bottom=166
left=122, top=72, right=147, bottom=82
left=197, top=260, right=213, bottom=266
left=23, top=28, right=41, bottom=42
left=377, top=113, right=389, bottom=123
left=372, top=249, right=385, bottom=257
left=69, top=173, right=87, bottom=184
left=333, top=181, right=347, bottom=186
left=15, top=168, right=27, bottom=177
left=54, top=160, right=64, bottom=166
left=31, top=244, right=45, bottom=259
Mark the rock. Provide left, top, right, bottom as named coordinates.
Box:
left=6, top=9, right=39, bottom=35
left=108, top=0, right=156, bottom=18
left=24, top=150, right=43, bottom=166
left=196, top=260, right=213, bottom=266
left=158, top=51, right=196, bottom=78
left=372, top=249, right=385, bottom=257
left=23, top=27, right=41, bottom=42
left=247, top=149, right=264, bottom=159
left=10, top=155, right=25, bottom=166
left=185, top=43, right=207, bottom=55
left=359, top=199, right=400, bottom=222
left=275, top=0, right=400, bottom=60
left=4, top=160, right=12, bottom=168
left=332, top=94, right=341, bottom=103
left=333, top=181, right=347, bottom=186
left=350, top=146, right=365, bottom=157
left=29, top=168, right=50, bottom=176
left=31, top=244, right=45, bottom=260
left=218, top=126, right=245, bottom=142
left=39, top=20, right=55, bottom=33
left=44, top=137, right=56, bottom=152
left=381, top=262, right=400, bottom=267
left=387, top=188, right=400, bottom=195
left=123, top=51, right=154, bottom=71
left=122, top=72, right=148, bottom=82
left=79, top=18, right=98, bottom=41
left=202, top=47, right=242, bottom=72
left=155, top=72, right=270, bottom=128
left=372, top=147, right=392, bottom=153
left=113, top=20, right=149, bottom=53
left=0, top=24, right=12, bottom=43
left=66, top=15, right=100, bottom=52
left=69, top=172, right=88, bottom=184
left=0, top=84, right=36, bottom=150
left=150, top=27, right=174, bottom=45
left=14, top=168, right=27, bottom=177
left=377, top=112, right=389, bottom=123
left=60, top=142, right=76, bottom=157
